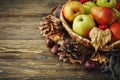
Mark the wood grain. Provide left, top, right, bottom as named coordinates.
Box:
left=0, top=0, right=66, bottom=17
left=0, top=0, right=112, bottom=80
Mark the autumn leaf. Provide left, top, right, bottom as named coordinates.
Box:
left=90, top=27, right=111, bottom=52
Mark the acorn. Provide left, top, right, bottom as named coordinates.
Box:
left=51, top=44, right=60, bottom=55
left=46, top=38, right=55, bottom=48
left=84, top=59, right=96, bottom=71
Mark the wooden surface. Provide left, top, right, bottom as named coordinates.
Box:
left=0, top=0, right=112, bottom=80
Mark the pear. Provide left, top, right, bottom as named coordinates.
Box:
left=91, top=6, right=117, bottom=26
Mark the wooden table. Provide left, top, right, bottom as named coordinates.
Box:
left=0, top=0, right=112, bottom=80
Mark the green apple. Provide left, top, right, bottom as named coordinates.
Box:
left=96, top=0, right=117, bottom=8
left=63, top=1, right=84, bottom=22
left=73, top=14, right=96, bottom=37
left=83, top=1, right=96, bottom=14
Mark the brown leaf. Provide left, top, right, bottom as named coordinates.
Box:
left=48, top=32, right=64, bottom=42
left=91, top=52, right=107, bottom=64
left=90, top=27, right=111, bottom=51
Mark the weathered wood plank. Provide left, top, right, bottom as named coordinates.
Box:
left=0, top=40, right=46, bottom=52
left=0, top=66, right=111, bottom=80
left=0, top=17, right=43, bottom=40
left=0, top=0, right=66, bottom=40
left=0, top=58, right=111, bottom=80
left=0, top=0, right=66, bottom=17
left=0, top=40, right=111, bottom=80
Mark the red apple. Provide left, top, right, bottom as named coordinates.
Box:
left=91, top=6, right=117, bottom=25
left=110, top=22, right=120, bottom=42
left=63, top=1, right=84, bottom=22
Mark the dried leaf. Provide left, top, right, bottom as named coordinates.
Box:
left=91, top=52, right=107, bottom=64
left=49, top=32, right=64, bottom=41
left=69, top=58, right=82, bottom=64
left=90, top=27, right=111, bottom=51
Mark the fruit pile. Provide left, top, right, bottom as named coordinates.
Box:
left=39, top=0, right=120, bottom=80
left=61, top=0, right=120, bottom=51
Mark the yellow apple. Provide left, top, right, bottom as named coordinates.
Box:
left=63, top=1, right=84, bottom=22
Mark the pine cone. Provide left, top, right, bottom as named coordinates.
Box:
left=58, top=39, right=94, bottom=64
left=39, top=15, right=61, bottom=36
left=58, top=51, right=85, bottom=64
left=59, top=40, right=82, bottom=60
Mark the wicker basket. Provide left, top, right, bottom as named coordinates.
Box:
left=60, top=4, right=120, bottom=52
